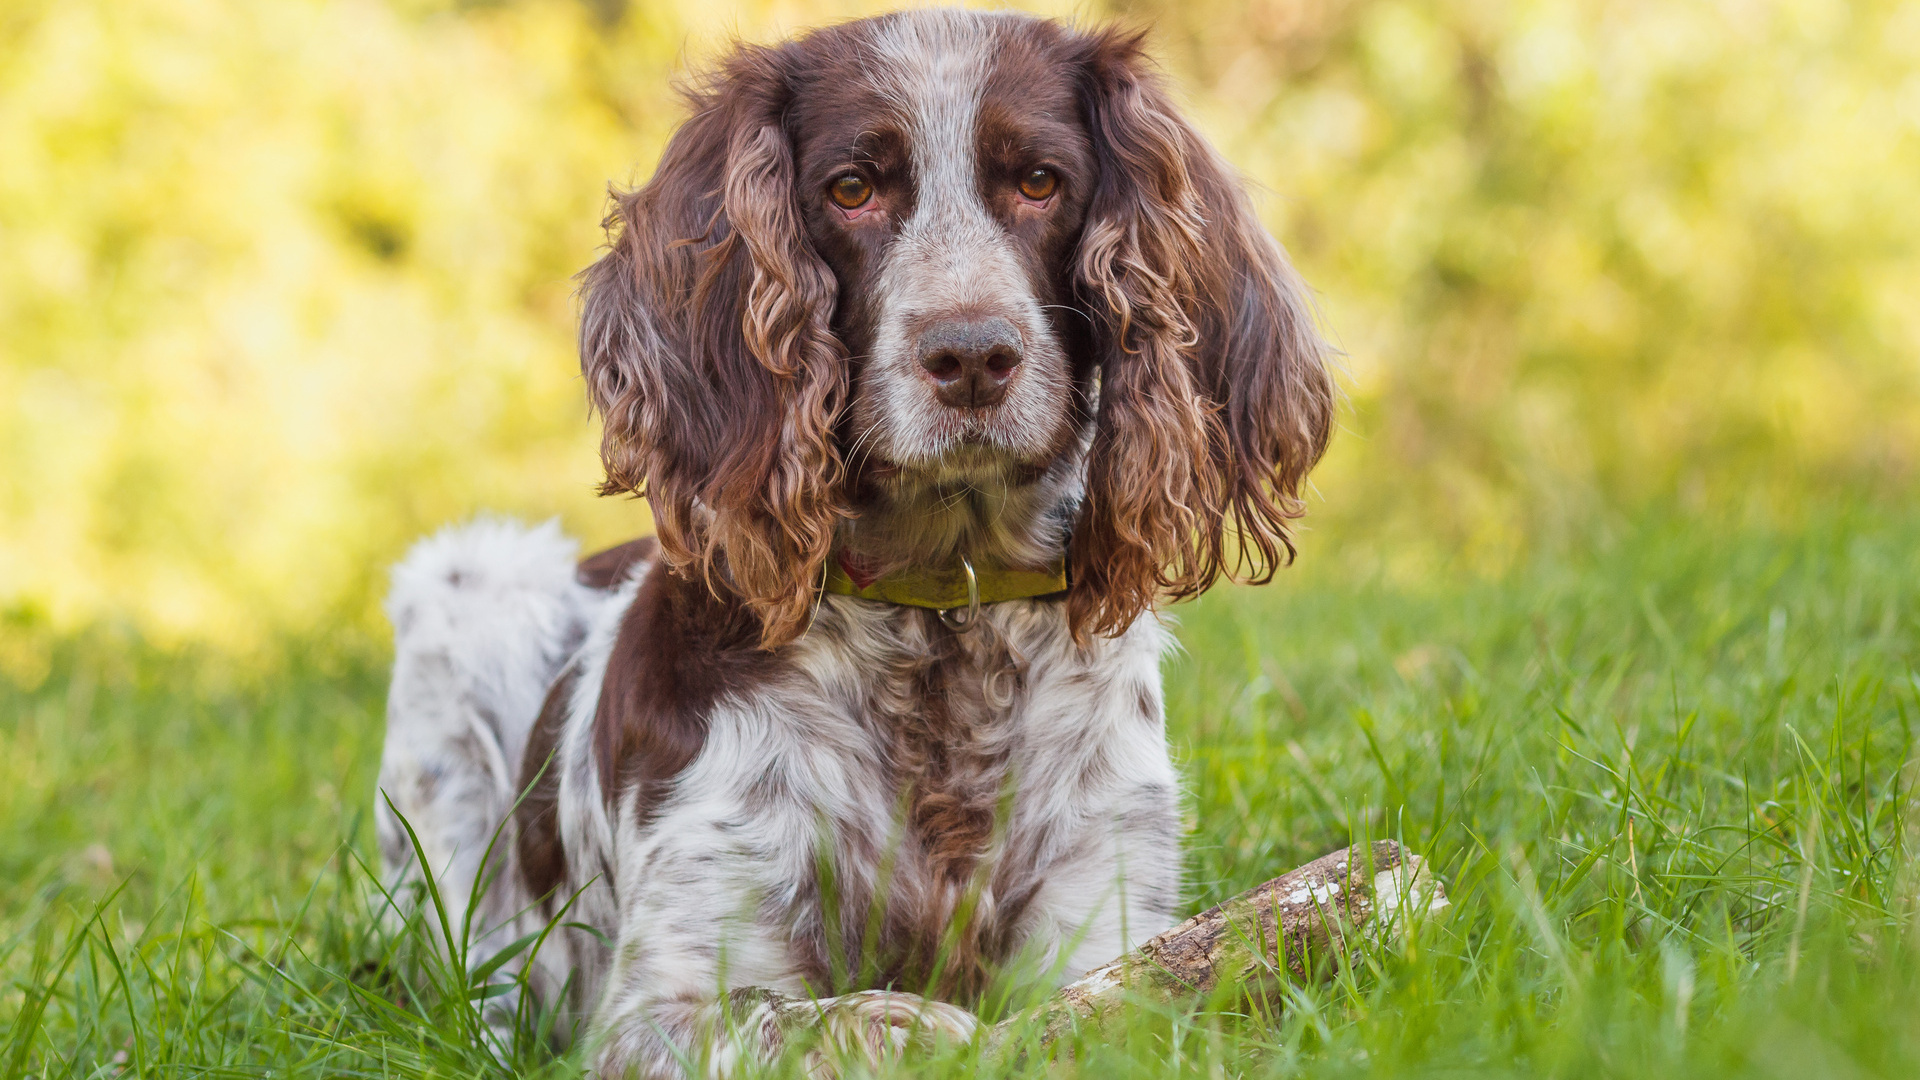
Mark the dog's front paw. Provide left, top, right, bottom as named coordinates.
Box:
left=808, top=990, right=977, bottom=1076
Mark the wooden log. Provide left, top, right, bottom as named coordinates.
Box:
left=990, top=840, right=1449, bottom=1050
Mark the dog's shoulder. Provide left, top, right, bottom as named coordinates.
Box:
left=592, top=557, right=775, bottom=810
left=516, top=548, right=776, bottom=896
left=575, top=535, right=659, bottom=591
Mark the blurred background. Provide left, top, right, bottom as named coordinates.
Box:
left=3, top=0, right=1917, bottom=662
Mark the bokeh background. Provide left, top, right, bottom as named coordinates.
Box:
left=3, top=0, right=1918, bottom=660
left=7, top=6, right=1920, bottom=1072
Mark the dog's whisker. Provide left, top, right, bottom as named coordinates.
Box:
left=844, top=417, right=889, bottom=465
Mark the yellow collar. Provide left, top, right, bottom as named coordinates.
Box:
left=821, top=552, right=1069, bottom=611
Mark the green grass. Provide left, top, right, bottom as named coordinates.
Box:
left=6, top=504, right=1920, bottom=1077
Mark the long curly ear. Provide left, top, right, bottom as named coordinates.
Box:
left=1067, top=28, right=1335, bottom=637
left=579, top=43, right=846, bottom=648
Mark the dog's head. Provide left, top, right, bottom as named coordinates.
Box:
left=581, top=10, right=1334, bottom=647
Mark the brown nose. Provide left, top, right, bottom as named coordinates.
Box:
left=916, top=317, right=1023, bottom=409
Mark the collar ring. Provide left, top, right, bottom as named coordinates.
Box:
left=938, top=556, right=981, bottom=631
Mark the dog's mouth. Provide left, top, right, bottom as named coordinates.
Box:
left=853, top=439, right=1045, bottom=489
left=926, top=405, right=1035, bottom=453
left=848, top=408, right=1028, bottom=463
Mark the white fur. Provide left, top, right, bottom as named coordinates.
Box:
left=376, top=519, right=624, bottom=1008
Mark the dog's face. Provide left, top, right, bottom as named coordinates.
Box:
left=788, top=17, right=1094, bottom=482
left=580, top=11, right=1335, bottom=646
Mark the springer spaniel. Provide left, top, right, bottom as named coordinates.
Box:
left=375, top=8, right=1333, bottom=1077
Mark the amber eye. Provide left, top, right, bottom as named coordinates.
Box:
left=1018, top=168, right=1058, bottom=201
left=829, top=174, right=873, bottom=210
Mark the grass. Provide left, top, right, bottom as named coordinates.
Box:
left=5, top=502, right=1920, bottom=1078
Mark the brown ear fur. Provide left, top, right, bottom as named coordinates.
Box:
left=1068, top=28, right=1335, bottom=637
left=579, top=43, right=845, bottom=648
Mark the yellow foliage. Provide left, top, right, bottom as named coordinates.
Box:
left=1, top=0, right=1915, bottom=642
left=1160, top=0, right=1920, bottom=566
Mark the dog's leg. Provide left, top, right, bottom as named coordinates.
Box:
left=375, top=520, right=593, bottom=983
left=593, top=988, right=977, bottom=1079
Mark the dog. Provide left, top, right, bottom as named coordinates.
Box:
left=374, top=8, right=1333, bottom=1077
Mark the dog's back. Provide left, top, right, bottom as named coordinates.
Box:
left=375, top=519, right=598, bottom=952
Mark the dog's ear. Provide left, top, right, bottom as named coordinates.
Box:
left=579, top=44, right=845, bottom=648
left=1066, top=28, right=1335, bottom=638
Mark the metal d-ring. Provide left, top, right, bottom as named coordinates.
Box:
left=938, top=556, right=981, bottom=630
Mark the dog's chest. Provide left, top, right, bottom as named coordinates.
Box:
left=752, top=599, right=1151, bottom=996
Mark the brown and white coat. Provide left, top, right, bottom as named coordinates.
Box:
left=374, top=9, right=1333, bottom=1078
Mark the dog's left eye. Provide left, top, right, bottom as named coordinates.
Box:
left=1018, top=168, right=1058, bottom=201
left=829, top=174, right=873, bottom=210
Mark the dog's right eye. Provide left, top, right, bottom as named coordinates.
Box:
left=829, top=174, right=873, bottom=210
left=1018, top=168, right=1058, bottom=202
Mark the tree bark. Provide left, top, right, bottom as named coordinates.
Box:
left=990, top=840, right=1449, bottom=1050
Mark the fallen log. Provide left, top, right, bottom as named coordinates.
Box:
left=991, top=840, right=1449, bottom=1050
